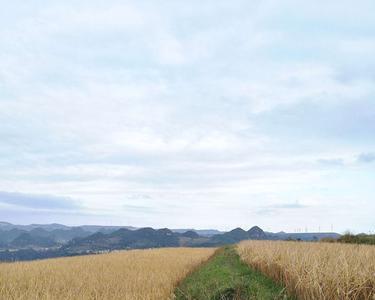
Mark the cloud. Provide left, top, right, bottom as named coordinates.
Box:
left=317, top=158, right=344, bottom=166
left=0, top=0, right=374, bottom=232
left=357, top=152, right=375, bottom=163
left=123, top=204, right=156, bottom=213
left=274, top=203, right=307, bottom=209
left=0, top=191, right=80, bottom=210
left=256, top=202, right=308, bottom=215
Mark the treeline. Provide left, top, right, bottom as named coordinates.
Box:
left=0, top=249, right=60, bottom=262
left=338, top=233, right=375, bottom=245
left=0, top=248, right=83, bottom=262
left=322, top=233, right=375, bottom=245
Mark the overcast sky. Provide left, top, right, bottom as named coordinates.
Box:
left=0, top=0, right=374, bottom=233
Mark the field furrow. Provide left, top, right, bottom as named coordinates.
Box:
left=174, top=246, right=292, bottom=299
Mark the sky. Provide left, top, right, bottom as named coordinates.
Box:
left=0, top=0, right=374, bottom=233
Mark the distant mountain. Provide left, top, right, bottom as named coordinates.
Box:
left=181, top=230, right=200, bottom=239
left=66, top=227, right=229, bottom=253
left=0, top=222, right=16, bottom=231
left=28, top=223, right=70, bottom=231
left=0, top=226, right=93, bottom=249
left=63, top=227, right=180, bottom=253
left=0, top=221, right=220, bottom=236
left=171, top=229, right=223, bottom=237
left=0, top=222, right=137, bottom=248
left=202, top=226, right=267, bottom=246
left=0, top=228, right=28, bottom=245
left=0, top=222, right=136, bottom=233
left=0, top=221, right=342, bottom=262
left=10, top=233, right=56, bottom=248
left=0, top=222, right=69, bottom=231
left=78, top=225, right=137, bottom=233
left=248, top=226, right=267, bottom=239
left=49, top=227, right=93, bottom=243
left=213, top=228, right=249, bottom=244
left=0, top=221, right=12, bottom=226
left=29, top=228, right=51, bottom=237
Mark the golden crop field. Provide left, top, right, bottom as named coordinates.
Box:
left=0, top=247, right=215, bottom=300
left=237, top=240, right=375, bottom=300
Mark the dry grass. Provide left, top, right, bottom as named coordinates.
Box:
left=0, top=247, right=215, bottom=300
left=237, top=241, right=375, bottom=300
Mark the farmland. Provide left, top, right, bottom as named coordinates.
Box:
left=237, top=241, right=375, bottom=300
left=0, top=247, right=215, bottom=300
left=1, top=240, right=374, bottom=299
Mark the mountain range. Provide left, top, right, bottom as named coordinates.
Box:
left=0, top=221, right=340, bottom=261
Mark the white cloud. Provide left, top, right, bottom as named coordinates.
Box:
left=0, top=0, right=374, bottom=232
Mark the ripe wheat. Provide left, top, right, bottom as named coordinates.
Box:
left=0, top=247, right=215, bottom=300
left=237, top=240, right=375, bottom=300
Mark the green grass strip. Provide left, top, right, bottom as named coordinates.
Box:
left=174, top=246, right=293, bottom=300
